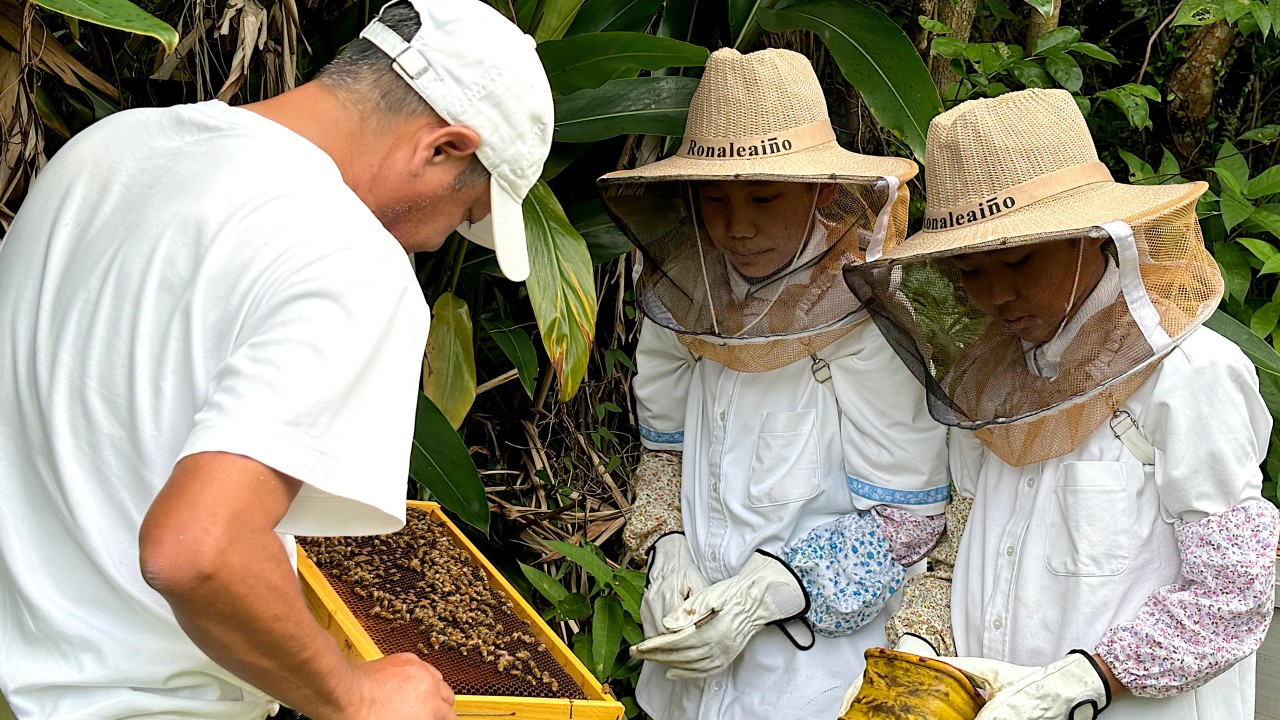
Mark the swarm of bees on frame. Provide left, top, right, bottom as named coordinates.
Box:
left=301, top=509, right=560, bottom=692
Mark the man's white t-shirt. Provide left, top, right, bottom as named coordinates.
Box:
left=0, top=101, right=429, bottom=718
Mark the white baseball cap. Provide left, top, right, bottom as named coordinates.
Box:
left=359, top=0, right=554, bottom=282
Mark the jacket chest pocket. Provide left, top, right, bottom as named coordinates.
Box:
left=746, top=409, right=821, bottom=507
left=1044, top=461, right=1135, bottom=576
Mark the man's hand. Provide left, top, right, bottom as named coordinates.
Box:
left=943, top=651, right=1112, bottom=720
left=640, top=533, right=708, bottom=640
left=348, top=653, right=456, bottom=720
left=631, top=550, right=807, bottom=678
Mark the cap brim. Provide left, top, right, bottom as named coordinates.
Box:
left=457, top=175, right=529, bottom=282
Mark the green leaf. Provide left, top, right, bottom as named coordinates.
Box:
left=408, top=394, right=488, bottom=532
left=1069, top=41, right=1119, bottom=63
left=1117, top=149, right=1155, bottom=183
left=556, top=592, right=593, bottom=621
left=1217, top=140, right=1252, bottom=187
left=481, top=318, right=539, bottom=398
left=591, top=596, right=625, bottom=679
left=1173, top=0, right=1225, bottom=25
left=546, top=538, right=616, bottom=586
left=542, top=142, right=593, bottom=181
left=615, top=568, right=646, bottom=622
left=1155, top=148, right=1184, bottom=184
left=1260, top=254, right=1280, bottom=276
left=1218, top=183, right=1256, bottom=231
left=1029, top=26, right=1080, bottom=56
left=1246, top=166, right=1280, bottom=199
left=422, top=293, right=476, bottom=430
left=1251, top=1, right=1272, bottom=37
left=568, top=199, right=633, bottom=264
left=656, top=0, right=714, bottom=47
left=31, top=0, right=178, bottom=52
left=524, top=182, right=598, bottom=401
left=1240, top=124, right=1280, bottom=144
left=757, top=0, right=943, bottom=162
left=1022, top=0, right=1055, bottom=19
left=931, top=36, right=968, bottom=58
left=1044, top=52, right=1083, bottom=92
left=729, top=0, right=779, bottom=49
left=1096, top=86, right=1150, bottom=130
left=1237, top=237, right=1279, bottom=263
left=1215, top=242, right=1253, bottom=302
left=918, top=15, right=953, bottom=33
left=1205, top=311, right=1280, bottom=420
left=520, top=562, right=571, bottom=603
left=553, top=76, right=699, bottom=142
left=1009, top=59, right=1052, bottom=88
left=1250, top=207, right=1280, bottom=237
left=538, top=32, right=709, bottom=94
left=1252, top=302, right=1280, bottom=338
left=1130, top=83, right=1162, bottom=101
left=534, top=0, right=587, bottom=41
left=565, top=0, right=662, bottom=34
left=1224, top=0, right=1252, bottom=24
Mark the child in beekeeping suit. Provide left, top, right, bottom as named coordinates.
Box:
left=842, top=88, right=1279, bottom=720
left=596, top=47, right=952, bottom=720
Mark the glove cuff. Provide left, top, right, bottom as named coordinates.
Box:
left=645, top=532, right=690, bottom=588
left=1066, top=649, right=1112, bottom=718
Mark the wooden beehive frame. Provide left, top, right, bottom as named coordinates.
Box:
left=298, top=501, right=624, bottom=719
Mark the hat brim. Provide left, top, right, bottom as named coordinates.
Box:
left=599, top=140, right=918, bottom=184
left=883, top=180, right=1207, bottom=261
left=457, top=175, right=529, bottom=282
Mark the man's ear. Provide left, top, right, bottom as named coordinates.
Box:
left=408, top=122, right=481, bottom=176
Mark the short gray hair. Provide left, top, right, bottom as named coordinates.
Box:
left=314, top=3, right=435, bottom=119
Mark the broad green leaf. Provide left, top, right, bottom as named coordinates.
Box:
left=408, top=394, right=488, bottom=532
left=1251, top=1, right=1272, bottom=37
left=1130, top=84, right=1162, bottom=101
left=1173, top=0, right=1225, bottom=25
left=1096, top=86, right=1150, bottom=130
left=1252, top=302, right=1280, bottom=338
left=534, top=0, right=587, bottom=41
left=657, top=0, right=713, bottom=45
left=545, top=538, right=616, bottom=585
left=422, top=293, right=476, bottom=429
left=556, top=592, right=593, bottom=621
left=1022, top=0, right=1055, bottom=19
left=615, top=568, right=646, bottom=621
left=1219, top=184, right=1255, bottom=231
left=931, top=36, right=968, bottom=58
left=1044, top=52, right=1082, bottom=92
left=1250, top=207, right=1280, bottom=237
left=520, top=562, right=571, bottom=604
left=591, top=596, right=625, bottom=679
left=524, top=181, right=598, bottom=401
left=1217, top=140, right=1252, bottom=187
left=1245, top=166, right=1280, bottom=199
left=1070, top=41, right=1119, bottom=63
left=1237, top=237, right=1279, bottom=263
left=539, top=32, right=709, bottom=94
left=1223, top=0, right=1252, bottom=24
left=729, top=0, right=780, bottom=48
left=1259, top=254, right=1280, bottom=276
left=918, top=15, right=953, bottom=33
left=1029, top=26, right=1080, bottom=56
left=1117, top=149, right=1155, bottom=183
left=31, top=0, right=178, bottom=52
left=481, top=318, right=539, bottom=399
left=568, top=199, right=633, bottom=264
left=542, top=142, right=592, bottom=181
left=1205, top=310, right=1280, bottom=420
left=622, top=621, right=645, bottom=647
left=1009, top=59, right=1052, bottom=88
left=565, top=0, right=662, bottom=34
left=553, top=76, right=699, bottom=142
left=1215, top=242, right=1253, bottom=302
left=1240, top=124, right=1280, bottom=144
left=757, top=0, right=943, bottom=161
left=1156, top=148, right=1184, bottom=183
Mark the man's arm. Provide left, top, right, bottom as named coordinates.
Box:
left=139, top=451, right=456, bottom=720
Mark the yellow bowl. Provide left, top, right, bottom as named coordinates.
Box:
left=840, top=647, right=985, bottom=720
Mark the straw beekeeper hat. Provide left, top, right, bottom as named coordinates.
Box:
left=602, top=47, right=917, bottom=183
left=886, top=88, right=1205, bottom=258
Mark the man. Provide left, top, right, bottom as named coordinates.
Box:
left=0, top=1, right=552, bottom=718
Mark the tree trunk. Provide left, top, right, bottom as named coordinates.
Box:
left=1163, top=20, right=1238, bottom=166
left=1024, top=0, right=1062, bottom=53
left=928, top=0, right=979, bottom=99
left=911, top=0, right=936, bottom=57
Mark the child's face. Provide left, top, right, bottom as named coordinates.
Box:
left=951, top=237, right=1108, bottom=344
left=697, top=181, right=836, bottom=278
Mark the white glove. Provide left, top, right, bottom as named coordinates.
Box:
left=839, top=634, right=938, bottom=714
left=640, top=533, right=708, bottom=640
left=630, top=550, right=808, bottom=679
left=944, top=651, right=1112, bottom=720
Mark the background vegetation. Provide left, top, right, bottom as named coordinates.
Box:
left=3, top=0, right=1280, bottom=715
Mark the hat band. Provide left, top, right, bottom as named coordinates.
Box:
left=922, top=161, right=1113, bottom=232
left=676, top=120, right=836, bottom=160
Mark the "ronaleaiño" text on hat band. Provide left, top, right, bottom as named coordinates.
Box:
left=922, top=162, right=1113, bottom=232
left=677, top=120, right=836, bottom=160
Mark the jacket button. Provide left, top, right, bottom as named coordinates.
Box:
left=718, top=410, right=726, bottom=422
left=1004, top=545, right=1015, bottom=557
left=709, top=550, right=718, bottom=562
left=992, top=617, right=1003, bottom=630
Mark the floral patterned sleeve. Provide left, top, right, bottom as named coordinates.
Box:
left=872, top=505, right=946, bottom=566
left=1096, top=501, right=1279, bottom=697
left=884, top=495, right=973, bottom=656
left=623, top=450, right=684, bottom=557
